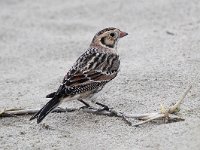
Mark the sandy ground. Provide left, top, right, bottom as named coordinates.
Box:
left=0, top=0, right=200, bottom=149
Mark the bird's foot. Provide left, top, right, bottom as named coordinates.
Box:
left=95, top=102, right=111, bottom=112
left=79, top=105, right=95, bottom=110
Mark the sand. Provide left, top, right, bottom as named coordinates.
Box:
left=0, top=0, right=200, bottom=149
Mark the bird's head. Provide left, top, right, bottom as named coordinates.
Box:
left=90, top=27, right=128, bottom=49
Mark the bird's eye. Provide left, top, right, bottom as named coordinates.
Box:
left=110, top=32, right=115, bottom=37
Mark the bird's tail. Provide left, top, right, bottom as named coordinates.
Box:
left=30, top=95, right=61, bottom=124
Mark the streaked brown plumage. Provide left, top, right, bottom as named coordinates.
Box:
left=30, top=27, right=128, bottom=123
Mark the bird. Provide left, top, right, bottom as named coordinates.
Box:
left=30, top=27, right=128, bottom=123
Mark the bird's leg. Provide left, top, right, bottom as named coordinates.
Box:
left=95, top=102, right=110, bottom=111
left=78, top=99, right=92, bottom=109
left=78, top=99, right=111, bottom=112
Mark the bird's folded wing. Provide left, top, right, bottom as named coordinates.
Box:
left=63, top=49, right=120, bottom=87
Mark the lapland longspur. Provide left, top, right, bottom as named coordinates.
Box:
left=30, top=27, right=128, bottom=123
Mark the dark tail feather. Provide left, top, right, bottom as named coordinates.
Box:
left=30, top=96, right=61, bottom=124
left=46, top=92, right=56, bottom=98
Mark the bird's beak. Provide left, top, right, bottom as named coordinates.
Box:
left=119, top=31, right=128, bottom=38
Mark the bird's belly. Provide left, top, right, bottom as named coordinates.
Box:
left=61, top=91, right=94, bottom=102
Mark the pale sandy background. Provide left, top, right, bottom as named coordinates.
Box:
left=0, top=0, right=200, bottom=149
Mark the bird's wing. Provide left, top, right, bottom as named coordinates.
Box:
left=63, top=48, right=120, bottom=87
